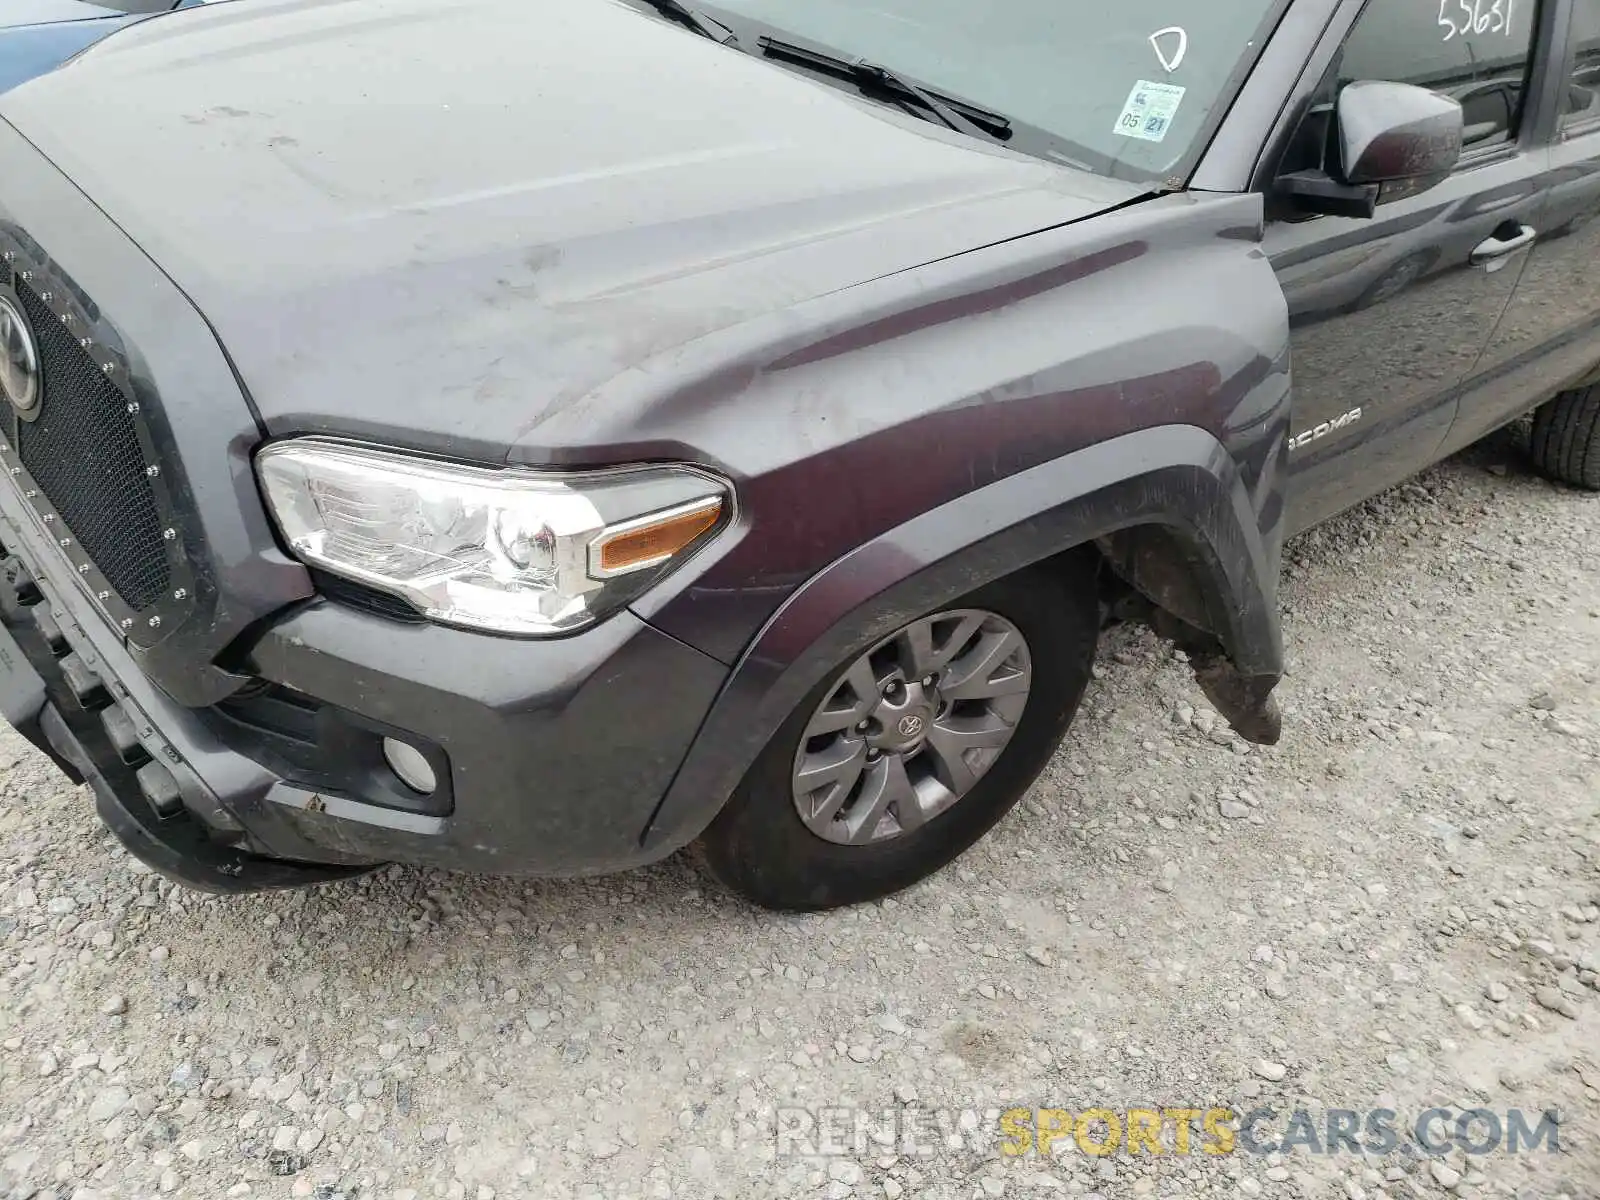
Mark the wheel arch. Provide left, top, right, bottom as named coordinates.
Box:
left=638, top=423, right=1285, bottom=856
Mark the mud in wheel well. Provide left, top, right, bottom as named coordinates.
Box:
left=1041, top=525, right=1282, bottom=746
left=957, top=527, right=1281, bottom=746
left=1091, top=525, right=1229, bottom=646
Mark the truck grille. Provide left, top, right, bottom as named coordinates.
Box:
left=12, top=276, right=172, bottom=612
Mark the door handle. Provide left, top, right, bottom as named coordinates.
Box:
left=1470, top=224, right=1538, bottom=266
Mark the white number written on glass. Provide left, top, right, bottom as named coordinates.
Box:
left=1438, top=0, right=1515, bottom=40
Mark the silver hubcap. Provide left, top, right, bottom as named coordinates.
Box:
left=790, top=608, right=1033, bottom=846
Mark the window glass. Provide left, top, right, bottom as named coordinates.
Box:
left=1340, top=0, right=1538, bottom=146
left=1563, top=0, right=1600, bottom=125
left=678, top=0, right=1288, bottom=183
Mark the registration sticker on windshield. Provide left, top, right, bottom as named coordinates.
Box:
left=1112, top=80, right=1185, bottom=143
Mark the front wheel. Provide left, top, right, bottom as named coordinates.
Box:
left=698, top=562, right=1098, bottom=911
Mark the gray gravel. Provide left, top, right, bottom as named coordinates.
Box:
left=1, top=430, right=1598, bottom=1200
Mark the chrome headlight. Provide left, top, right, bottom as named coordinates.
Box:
left=255, top=440, right=728, bottom=636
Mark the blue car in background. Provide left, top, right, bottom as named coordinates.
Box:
left=0, top=1, right=208, bottom=95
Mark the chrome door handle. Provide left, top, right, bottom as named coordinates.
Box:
left=1471, top=224, right=1538, bottom=265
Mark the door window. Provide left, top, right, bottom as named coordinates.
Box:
left=1561, top=0, right=1600, bottom=128
left=1341, top=0, right=1539, bottom=146
left=1276, top=0, right=1539, bottom=180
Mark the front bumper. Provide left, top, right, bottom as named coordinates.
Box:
left=0, top=599, right=361, bottom=893
left=0, top=114, right=737, bottom=892
left=0, top=489, right=730, bottom=892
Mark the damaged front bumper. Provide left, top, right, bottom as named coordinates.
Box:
left=0, top=476, right=731, bottom=893
left=0, top=543, right=366, bottom=892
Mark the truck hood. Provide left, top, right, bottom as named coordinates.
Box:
left=0, top=0, right=1141, bottom=461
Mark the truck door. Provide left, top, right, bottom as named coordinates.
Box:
left=1264, top=0, right=1546, bottom=532
left=1442, top=0, right=1600, bottom=455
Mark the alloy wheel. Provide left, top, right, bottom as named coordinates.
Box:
left=790, top=608, right=1033, bottom=845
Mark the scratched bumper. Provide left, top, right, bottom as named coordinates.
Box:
left=0, top=501, right=729, bottom=892
left=0, top=546, right=364, bottom=893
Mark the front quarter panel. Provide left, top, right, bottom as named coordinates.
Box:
left=619, top=191, right=1291, bottom=665
left=623, top=191, right=1293, bottom=852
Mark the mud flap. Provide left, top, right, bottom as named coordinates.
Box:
left=1190, top=653, right=1282, bottom=746
left=1106, top=589, right=1283, bottom=746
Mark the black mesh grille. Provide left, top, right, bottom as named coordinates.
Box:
left=13, top=277, right=171, bottom=612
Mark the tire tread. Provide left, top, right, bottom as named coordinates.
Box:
left=1529, top=385, right=1600, bottom=490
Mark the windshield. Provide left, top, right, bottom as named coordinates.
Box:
left=695, top=0, right=1288, bottom=182
left=95, top=1, right=187, bottom=11
left=14, top=0, right=190, bottom=15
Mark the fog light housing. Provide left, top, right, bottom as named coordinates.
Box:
left=383, top=737, right=437, bottom=794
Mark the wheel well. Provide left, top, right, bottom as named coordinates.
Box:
left=1021, top=525, right=1282, bottom=744
left=1564, top=360, right=1600, bottom=393
left=1033, top=524, right=1232, bottom=652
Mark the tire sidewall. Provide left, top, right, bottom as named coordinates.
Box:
left=700, top=564, right=1098, bottom=910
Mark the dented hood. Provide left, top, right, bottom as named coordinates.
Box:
left=0, top=0, right=1140, bottom=459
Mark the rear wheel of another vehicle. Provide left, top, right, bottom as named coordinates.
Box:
left=1529, top=384, right=1600, bottom=491
left=698, top=562, right=1098, bottom=911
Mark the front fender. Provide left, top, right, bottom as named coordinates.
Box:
left=639, top=422, right=1284, bottom=856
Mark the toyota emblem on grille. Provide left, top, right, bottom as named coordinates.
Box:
left=0, top=294, right=40, bottom=419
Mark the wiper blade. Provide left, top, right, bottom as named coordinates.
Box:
left=633, top=0, right=737, bottom=45
left=759, top=37, right=1011, bottom=143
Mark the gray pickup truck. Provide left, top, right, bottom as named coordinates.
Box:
left=0, top=0, right=1596, bottom=910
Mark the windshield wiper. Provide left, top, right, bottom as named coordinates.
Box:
left=758, top=37, right=1011, bottom=143
left=633, top=0, right=737, bottom=45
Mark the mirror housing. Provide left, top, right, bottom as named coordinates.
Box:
left=1280, top=80, right=1464, bottom=219
left=1337, top=80, right=1463, bottom=186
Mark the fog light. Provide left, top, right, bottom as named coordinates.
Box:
left=383, top=737, right=437, bottom=794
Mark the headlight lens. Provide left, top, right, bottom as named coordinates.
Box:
left=255, top=440, right=728, bottom=635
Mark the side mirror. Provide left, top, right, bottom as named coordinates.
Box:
left=1279, top=80, right=1464, bottom=219
left=1337, top=80, right=1463, bottom=185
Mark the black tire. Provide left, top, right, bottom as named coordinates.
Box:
left=698, top=562, right=1099, bottom=911
left=1529, top=385, right=1600, bottom=491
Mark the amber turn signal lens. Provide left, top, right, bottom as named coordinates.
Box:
left=594, top=497, right=723, bottom=576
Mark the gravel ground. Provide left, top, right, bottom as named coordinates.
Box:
left=1, top=430, right=1597, bottom=1200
